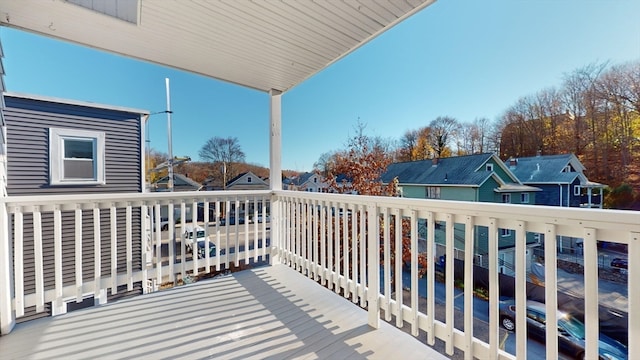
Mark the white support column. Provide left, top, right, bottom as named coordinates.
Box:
left=269, top=89, right=282, bottom=191
left=269, top=89, right=282, bottom=265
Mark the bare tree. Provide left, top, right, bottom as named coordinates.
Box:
left=428, top=116, right=460, bottom=158
left=199, top=136, right=245, bottom=188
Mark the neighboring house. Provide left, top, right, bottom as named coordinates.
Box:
left=2, top=92, right=149, bottom=320
left=225, top=171, right=269, bottom=220
left=225, top=171, right=269, bottom=191
left=381, top=153, right=542, bottom=275
left=284, top=172, right=328, bottom=192
left=505, top=153, right=605, bottom=209
left=381, top=153, right=540, bottom=204
left=153, top=173, right=202, bottom=192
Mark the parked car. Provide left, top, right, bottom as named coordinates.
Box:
left=610, top=258, right=628, bottom=270
left=195, top=239, right=217, bottom=259
left=256, top=215, right=270, bottom=223
left=152, top=217, right=169, bottom=231
left=499, top=300, right=627, bottom=360
left=183, top=225, right=207, bottom=250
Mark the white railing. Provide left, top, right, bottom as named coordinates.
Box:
left=1, top=189, right=638, bottom=359
left=0, top=190, right=271, bottom=333
left=272, top=190, right=638, bottom=360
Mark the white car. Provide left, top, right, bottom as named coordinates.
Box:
left=183, top=225, right=207, bottom=250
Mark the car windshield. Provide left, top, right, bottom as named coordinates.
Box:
left=559, top=315, right=586, bottom=339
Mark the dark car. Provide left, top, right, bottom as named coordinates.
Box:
left=499, top=300, right=627, bottom=360
left=610, top=258, right=628, bottom=270
left=195, top=240, right=217, bottom=259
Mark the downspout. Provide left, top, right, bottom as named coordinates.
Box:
left=0, top=35, right=15, bottom=334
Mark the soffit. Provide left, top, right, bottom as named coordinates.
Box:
left=0, top=0, right=436, bottom=93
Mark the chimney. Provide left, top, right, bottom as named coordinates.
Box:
left=432, top=157, right=439, bottom=167
left=536, top=150, right=542, bottom=157
left=509, top=158, right=517, bottom=168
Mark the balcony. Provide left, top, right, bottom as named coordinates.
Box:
left=0, top=190, right=637, bottom=359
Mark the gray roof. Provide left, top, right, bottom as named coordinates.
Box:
left=506, top=154, right=585, bottom=185
left=381, top=154, right=495, bottom=186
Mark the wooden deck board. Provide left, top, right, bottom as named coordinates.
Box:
left=0, top=264, right=447, bottom=359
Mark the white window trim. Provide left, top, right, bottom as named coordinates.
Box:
left=574, top=185, right=581, bottom=196
left=502, top=193, right=511, bottom=203
left=486, top=163, right=494, bottom=171
left=520, top=193, right=529, bottom=203
left=50, top=128, right=105, bottom=185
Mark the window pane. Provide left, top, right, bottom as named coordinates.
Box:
left=64, top=139, right=94, bottom=159
left=64, top=159, right=94, bottom=179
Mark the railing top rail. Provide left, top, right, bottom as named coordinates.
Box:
left=1, top=190, right=273, bottom=207
left=273, top=190, right=640, bottom=231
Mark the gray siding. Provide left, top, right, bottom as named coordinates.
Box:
left=3, top=94, right=145, bottom=321
left=3, top=95, right=142, bottom=194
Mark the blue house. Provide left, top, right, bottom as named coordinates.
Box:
left=381, top=153, right=542, bottom=275
left=505, top=153, right=605, bottom=208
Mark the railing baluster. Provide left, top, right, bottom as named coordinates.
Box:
left=93, top=207, right=101, bottom=301
left=514, top=221, right=527, bottom=360
left=126, top=205, right=133, bottom=291
left=629, top=231, right=639, bottom=359
left=382, top=207, right=391, bottom=322
left=359, top=206, right=366, bottom=307
left=463, top=216, right=475, bottom=356
left=53, top=207, right=63, bottom=303
left=351, top=205, right=358, bottom=303
left=410, top=210, right=418, bottom=336
left=487, top=218, right=498, bottom=359
left=14, top=209, right=24, bottom=317
left=33, top=207, right=44, bottom=313
left=110, top=204, right=117, bottom=295
left=74, top=207, right=83, bottom=302
left=426, top=211, right=435, bottom=345
left=153, top=204, right=161, bottom=286
left=394, top=208, right=403, bottom=328
left=367, top=203, right=380, bottom=328
left=444, top=214, right=454, bottom=353
left=583, top=228, right=598, bottom=360
left=192, top=201, right=198, bottom=276
left=544, top=223, right=559, bottom=360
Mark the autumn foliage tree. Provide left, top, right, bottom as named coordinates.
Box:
left=321, top=123, right=428, bottom=281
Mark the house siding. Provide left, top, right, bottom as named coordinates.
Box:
left=3, top=94, right=145, bottom=321
left=479, top=178, right=500, bottom=202
left=440, top=187, right=476, bottom=201
left=4, top=95, right=142, bottom=195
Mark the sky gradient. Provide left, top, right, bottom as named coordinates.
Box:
left=2, top=0, right=639, bottom=171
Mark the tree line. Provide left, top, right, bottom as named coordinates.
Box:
left=315, top=60, right=639, bottom=206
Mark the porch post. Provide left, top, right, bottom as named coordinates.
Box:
left=269, top=89, right=282, bottom=191
left=269, top=89, right=282, bottom=265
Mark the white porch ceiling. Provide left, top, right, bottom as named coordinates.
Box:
left=0, top=0, right=436, bottom=93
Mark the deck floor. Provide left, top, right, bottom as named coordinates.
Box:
left=0, top=264, right=447, bottom=359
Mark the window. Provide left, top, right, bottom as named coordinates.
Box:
left=247, top=176, right=252, bottom=183
left=426, top=186, right=441, bottom=199
left=502, top=194, right=511, bottom=203
left=574, top=185, right=581, bottom=196
left=500, top=228, right=511, bottom=237
left=486, top=163, right=494, bottom=171
left=50, top=128, right=105, bottom=185
left=520, top=193, right=529, bottom=203
left=314, top=177, right=317, bottom=183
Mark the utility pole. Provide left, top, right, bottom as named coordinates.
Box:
left=165, top=78, right=174, bottom=192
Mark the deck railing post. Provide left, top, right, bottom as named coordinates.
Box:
left=367, top=203, right=380, bottom=328
left=0, top=200, right=15, bottom=334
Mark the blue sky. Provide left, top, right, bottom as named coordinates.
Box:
left=2, top=0, right=639, bottom=171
